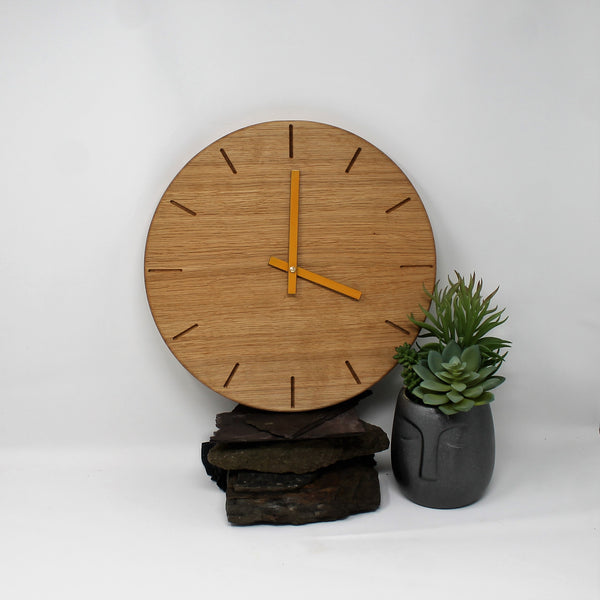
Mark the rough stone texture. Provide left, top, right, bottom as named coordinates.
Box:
left=201, top=441, right=227, bottom=491
left=211, top=393, right=369, bottom=443
left=229, top=470, right=318, bottom=493
left=203, top=397, right=389, bottom=525
left=226, top=457, right=380, bottom=525
left=207, top=422, right=389, bottom=474
left=211, top=409, right=366, bottom=443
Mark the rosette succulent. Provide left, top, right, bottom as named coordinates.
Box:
left=412, top=341, right=505, bottom=415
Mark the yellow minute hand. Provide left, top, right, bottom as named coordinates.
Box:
left=268, top=256, right=362, bottom=301
left=287, top=170, right=300, bottom=295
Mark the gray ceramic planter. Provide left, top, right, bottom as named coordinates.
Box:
left=391, top=387, right=495, bottom=509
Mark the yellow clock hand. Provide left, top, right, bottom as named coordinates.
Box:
left=268, top=256, right=362, bottom=301
left=288, top=170, right=300, bottom=295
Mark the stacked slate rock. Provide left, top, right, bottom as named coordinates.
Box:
left=202, top=393, right=389, bottom=526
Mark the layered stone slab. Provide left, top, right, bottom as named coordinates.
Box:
left=226, top=457, right=381, bottom=526
left=203, top=395, right=389, bottom=525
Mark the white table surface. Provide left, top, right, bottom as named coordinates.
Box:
left=1, top=423, right=597, bottom=600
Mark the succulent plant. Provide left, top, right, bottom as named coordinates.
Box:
left=410, top=272, right=510, bottom=370
left=393, top=271, right=510, bottom=412
left=412, top=341, right=505, bottom=416
left=393, top=343, right=421, bottom=391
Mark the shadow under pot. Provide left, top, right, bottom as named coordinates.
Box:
left=391, top=387, right=495, bottom=509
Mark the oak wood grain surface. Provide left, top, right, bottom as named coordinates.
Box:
left=145, top=121, right=436, bottom=411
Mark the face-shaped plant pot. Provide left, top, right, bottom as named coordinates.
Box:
left=391, top=387, right=495, bottom=509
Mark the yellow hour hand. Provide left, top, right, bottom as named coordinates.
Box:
left=268, top=256, right=362, bottom=301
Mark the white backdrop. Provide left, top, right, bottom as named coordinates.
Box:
left=1, top=2, right=598, bottom=599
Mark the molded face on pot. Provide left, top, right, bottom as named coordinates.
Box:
left=391, top=388, right=495, bottom=509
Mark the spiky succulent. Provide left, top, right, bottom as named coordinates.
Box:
left=412, top=341, right=505, bottom=416
left=410, top=272, right=510, bottom=370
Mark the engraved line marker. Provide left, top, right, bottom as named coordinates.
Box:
left=172, top=323, right=198, bottom=340
left=345, top=147, right=362, bottom=173
left=385, top=197, right=411, bottom=213
left=290, top=376, right=296, bottom=408
left=147, top=268, right=183, bottom=273
left=220, top=148, right=237, bottom=174
left=224, top=363, right=240, bottom=388
left=345, top=360, right=361, bottom=384
left=400, top=264, right=434, bottom=269
left=288, top=124, right=294, bottom=158
left=169, top=200, right=196, bottom=216
left=385, top=320, right=410, bottom=335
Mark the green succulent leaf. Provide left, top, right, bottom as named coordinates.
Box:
left=465, top=371, right=482, bottom=384
left=471, top=365, right=498, bottom=384
left=434, top=371, right=454, bottom=384
left=450, top=381, right=467, bottom=392
left=412, top=387, right=425, bottom=400
left=446, top=390, right=464, bottom=404
left=481, top=376, right=505, bottom=390
left=427, top=351, right=443, bottom=373
left=441, top=341, right=461, bottom=361
left=422, top=393, right=449, bottom=406
left=409, top=312, right=443, bottom=339
left=412, top=363, right=435, bottom=381
left=473, top=392, right=495, bottom=405
left=436, top=370, right=468, bottom=384
left=474, top=311, right=508, bottom=339
left=462, top=385, right=484, bottom=399
left=441, top=356, right=463, bottom=372
left=473, top=364, right=499, bottom=381
left=460, top=345, right=481, bottom=372
left=420, top=379, right=452, bottom=392
left=438, top=404, right=459, bottom=415
left=452, top=398, right=476, bottom=412
left=480, top=337, right=511, bottom=352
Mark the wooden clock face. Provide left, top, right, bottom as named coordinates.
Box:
left=144, top=121, right=436, bottom=412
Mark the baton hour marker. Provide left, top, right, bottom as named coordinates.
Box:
left=220, top=148, right=237, bottom=174
left=224, top=363, right=240, bottom=388
left=169, top=200, right=196, bottom=216
left=172, top=323, right=198, bottom=340
left=345, top=147, right=362, bottom=173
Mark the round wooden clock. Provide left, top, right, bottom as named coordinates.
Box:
left=144, top=120, right=436, bottom=412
